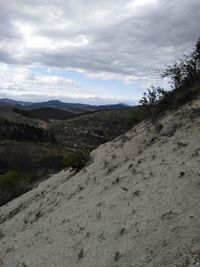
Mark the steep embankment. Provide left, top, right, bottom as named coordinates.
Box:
left=1, top=97, right=200, bottom=267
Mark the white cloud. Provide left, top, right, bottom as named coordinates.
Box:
left=0, top=0, right=199, bottom=101
left=0, top=64, right=93, bottom=99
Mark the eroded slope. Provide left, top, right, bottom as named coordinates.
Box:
left=1, top=98, right=200, bottom=267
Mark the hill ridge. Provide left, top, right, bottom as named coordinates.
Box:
left=0, top=98, right=129, bottom=111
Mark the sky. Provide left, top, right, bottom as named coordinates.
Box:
left=0, top=0, right=199, bottom=105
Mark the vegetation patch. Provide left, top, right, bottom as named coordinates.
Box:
left=0, top=120, right=55, bottom=143
left=128, top=106, right=149, bottom=126
left=131, top=38, right=200, bottom=125
left=63, top=150, right=91, bottom=172
left=0, top=171, right=28, bottom=206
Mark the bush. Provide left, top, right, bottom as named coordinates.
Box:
left=63, top=150, right=91, bottom=172
left=128, top=106, right=149, bottom=126
left=160, top=37, right=200, bottom=89
left=139, top=37, right=200, bottom=118
left=139, top=86, right=168, bottom=109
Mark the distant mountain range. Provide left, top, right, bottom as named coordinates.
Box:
left=0, top=98, right=130, bottom=111
left=0, top=99, right=33, bottom=107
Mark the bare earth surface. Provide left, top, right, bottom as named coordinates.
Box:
left=1, top=97, right=200, bottom=267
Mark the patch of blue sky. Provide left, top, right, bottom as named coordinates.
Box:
left=30, top=66, right=142, bottom=101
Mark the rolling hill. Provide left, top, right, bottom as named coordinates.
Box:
left=13, top=107, right=78, bottom=121
left=0, top=98, right=130, bottom=112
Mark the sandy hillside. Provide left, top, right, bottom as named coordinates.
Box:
left=1, top=97, right=200, bottom=267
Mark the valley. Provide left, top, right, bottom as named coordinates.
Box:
left=0, top=100, right=136, bottom=206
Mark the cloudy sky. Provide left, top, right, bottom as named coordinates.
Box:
left=0, top=0, right=199, bottom=104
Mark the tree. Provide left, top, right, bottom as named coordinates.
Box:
left=161, top=62, right=184, bottom=89
left=139, top=86, right=167, bottom=108
left=194, top=38, right=200, bottom=69
left=161, top=38, right=200, bottom=89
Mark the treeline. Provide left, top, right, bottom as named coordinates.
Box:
left=0, top=120, right=56, bottom=143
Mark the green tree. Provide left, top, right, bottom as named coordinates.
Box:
left=161, top=38, right=200, bottom=89
left=139, top=86, right=167, bottom=108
